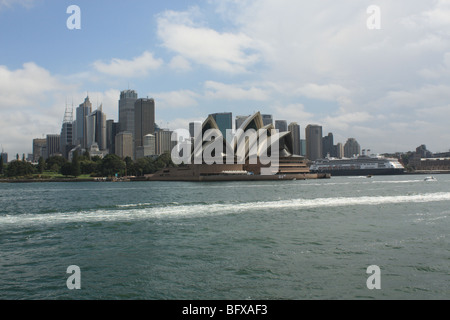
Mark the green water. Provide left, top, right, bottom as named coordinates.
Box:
left=0, top=175, right=448, bottom=299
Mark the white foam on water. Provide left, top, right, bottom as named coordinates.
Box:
left=1, top=192, right=450, bottom=227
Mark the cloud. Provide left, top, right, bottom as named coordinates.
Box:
left=204, top=81, right=269, bottom=101
left=274, top=103, right=314, bottom=125
left=93, top=51, right=163, bottom=77
left=157, top=9, right=260, bottom=74
left=153, top=90, right=200, bottom=109
left=0, top=0, right=35, bottom=10
left=295, top=83, right=351, bottom=102
left=169, top=55, right=192, bottom=71
left=0, top=62, right=68, bottom=108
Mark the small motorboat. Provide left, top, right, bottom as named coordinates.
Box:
left=424, top=176, right=437, bottom=182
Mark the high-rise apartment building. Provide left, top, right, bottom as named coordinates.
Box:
left=209, top=113, right=232, bottom=139
left=118, top=89, right=138, bottom=136
left=134, top=98, right=155, bottom=158
left=288, top=122, right=301, bottom=156
left=305, top=125, right=323, bottom=161
left=344, top=138, right=361, bottom=158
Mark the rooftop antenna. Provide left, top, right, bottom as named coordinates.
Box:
left=63, top=99, right=73, bottom=123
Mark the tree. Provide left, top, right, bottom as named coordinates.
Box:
left=72, top=151, right=81, bottom=177
left=100, top=154, right=126, bottom=177
left=61, top=162, right=74, bottom=177
left=6, top=160, right=36, bottom=177
left=37, top=157, right=45, bottom=174
left=46, top=156, right=67, bottom=172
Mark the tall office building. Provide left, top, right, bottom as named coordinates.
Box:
left=86, top=107, right=107, bottom=151
left=46, top=134, right=61, bottom=159
left=209, top=112, right=232, bottom=139
left=32, top=138, right=46, bottom=162
left=1, top=152, right=7, bottom=164
left=335, top=143, right=344, bottom=159
left=189, top=121, right=202, bottom=139
left=305, top=125, right=323, bottom=161
left=322, top=132, right=334, bottom=158
left=288, top=122, right=301, bottom=156
left=275, top=120, right=288, bottom=133
left=156, top=129, right=176, bottom=155
left=134, top=98, right=155, bottom=158
left=106, top=120, right=119, bottom=155
left=60, top=122, right=73, bottom=159
left=235, top=115, right=250, bottom=130
left=115, top=132, right=133, bottom=159
left=344, top=138, right=361, bottom=158
left=118, top=89, right=138, bottom=136
left=136, top=134, right=156, bottom=160
left=75, top=96, right=92, bottom=148
left=261, top=114, right=273, bottom=126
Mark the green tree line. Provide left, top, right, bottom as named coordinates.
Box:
left=0, top=152, right=175, bottom=178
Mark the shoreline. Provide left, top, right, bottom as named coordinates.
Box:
left=0, top=171, right=448, bottom=183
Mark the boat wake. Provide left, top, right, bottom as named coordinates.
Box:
left=1, top=192, right=450, bottom=227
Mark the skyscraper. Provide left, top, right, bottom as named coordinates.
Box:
left=344, top=138, right=361, bottom=158
left=288, top=122, right=301, bottom=156
left=75, top=96, right=92, bottom=148
left=261, top=114, right=273, bottom=126
left=33, top=138, right=46, bottom=162
left=46, top=134, right=61, bottom=159
left=275, top=120, right=288, bottom=133
left=322, top=132, right=334, bottom=158
left=189, top=121, right=202, bottom=139
left=118, top=89, right=138, bottom=135
left=156, top=129, right=176, bottom=155
left=60, top=122, right=73, bottom=159
left=134, top=98, right=155, bottom=159
left=305, top=125, right=323, bottom=161
left=235, top=115, right=250, bottom=130
left=106, top=120, right=119, bottom=155
left=86, top=107, right=107, bottom=151
left=209, top=112, right=232, bottom=139
left=115, top=132, right=133, bottom=159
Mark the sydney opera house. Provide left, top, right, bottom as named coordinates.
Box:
left=149, top=112, right=330, bottom=181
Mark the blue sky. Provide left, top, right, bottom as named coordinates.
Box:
left=1, top=0, right=450, bottom=157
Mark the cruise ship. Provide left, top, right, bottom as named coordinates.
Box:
left=310, top=154, right=405, bottom=176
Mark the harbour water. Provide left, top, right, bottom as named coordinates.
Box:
left=0, top=174, right=448, bottom=300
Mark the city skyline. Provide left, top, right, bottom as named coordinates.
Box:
left=1, top=1, right=450, bottom=157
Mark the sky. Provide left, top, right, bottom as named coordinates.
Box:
left=1, top=0, right=450, bottom=158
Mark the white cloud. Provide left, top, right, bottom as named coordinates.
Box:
left=274, top=103, right=314, bottom=124
left=295, top=83, right=351, bottom=102
left=157, top=9, right=260, bottom=74
left=0, top=0, right=34, bottom=10
left=169, top=55, right=192, bottom=71
left=153, top=90, right=200, bottom=109
left=204, top=81, right=269, bottom=101
left=0, top=62, right=68, bottom=108
left=93, top=51, right=163, bottom=77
